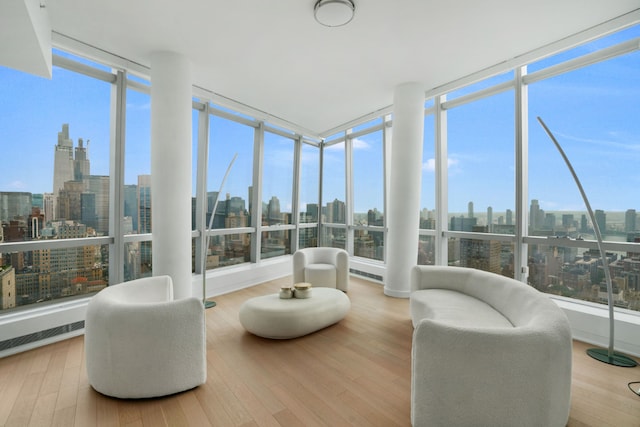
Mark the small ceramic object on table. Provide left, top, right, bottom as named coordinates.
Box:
left=293, top=282, right=312, bottom=299
left=279, top=286, right=293, bottom=299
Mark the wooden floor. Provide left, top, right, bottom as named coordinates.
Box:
left=1, top=276, right=639, bottom=426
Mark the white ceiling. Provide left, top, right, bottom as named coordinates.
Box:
left=46, top=0, right=639, bottom=137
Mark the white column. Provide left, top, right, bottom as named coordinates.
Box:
left=150, top=51, right=193, bottom=300
left=385, top=82, right=424, bottom=298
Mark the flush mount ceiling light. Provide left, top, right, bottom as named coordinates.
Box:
left=314, top=0, right=355, bottom=27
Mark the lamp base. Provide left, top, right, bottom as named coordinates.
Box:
left=204, top=300, right=217, bottom=309
left=587, top=348, right=638, bottom=367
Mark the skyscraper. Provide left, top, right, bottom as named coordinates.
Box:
left=84, top=175, right=109, bottom=234
left=43, top=193, right=55, bottom=224
left=625, top=209, right=637, bottom=232
left=529, top=199, right=545, bottom=232
left=124, top=185, right=138, bottom=232
left=0, top=192, right=31, bottom=222
left=267, top=196, right=281, bottom=225
left=137, top=175, right=152, bottom=234
left=74, top=138, right=90, bottom=181
left=326, top=199, right=346, bottom=224
left=137, top=175, right=152, bottom=270
left=468, top=201, right=474, bottom=219
left=56, top=180, right=84, bottom=221
left=53, top=124, right=74, bottom=198
left=595, top=209, right=606, bottom=234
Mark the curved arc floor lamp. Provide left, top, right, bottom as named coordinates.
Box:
left=537, top=116, right=637, bottom=367
left=201, top=153, right=238, bottom=309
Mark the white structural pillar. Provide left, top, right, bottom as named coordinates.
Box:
left=385, top=82, right=424, bottom=298
left=150, top=51, right=193, bottom=300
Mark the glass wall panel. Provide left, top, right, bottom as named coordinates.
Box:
left=299, top=143, right=320, bottom=224
left=0, top=59, right=112, bottom=310
left=528, top=48, right=640, bottom=311
left=420, top=114, right=436, bottom=230
left=123, top=86, right=152, bottom=280
left=322, top=141, right=346, bottom=225
left=262, top=132, right=294, bottom=226
left=447, top=90, right=515, bottom=235
left=1, top=244, right=108, bottom=309
left=191, top=108, right=199, bottom=230
left=352, top=129, right=384, bottom=261
left=352, top=130, right=383, bottom=226
left=124, top=87, right=151, bottom=236
left=207, top=115, right=254, bottom=231
left=529, top=51, right=640, bottom=236
left=528, top=26, right=640, bottom=73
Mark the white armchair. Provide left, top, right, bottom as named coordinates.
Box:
left=84, top=275, right=206, bottom=399
left=293, top=247, right=349, bottom=292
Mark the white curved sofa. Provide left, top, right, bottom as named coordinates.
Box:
left=410, top=265, right=572, bottom=427
left=85, top=275, right=206, bottom=399
left=293, top=247, right=349, bottom=292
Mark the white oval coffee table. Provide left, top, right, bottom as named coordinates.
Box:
left=238, top=287, right=350, bottom=339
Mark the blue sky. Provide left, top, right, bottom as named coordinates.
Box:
left=0, top=26, right=638, bottom=218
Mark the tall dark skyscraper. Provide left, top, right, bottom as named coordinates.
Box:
left=74, top=138, right=90, bottom=181
left=85, top=175, right=109, bottom=234
left=124, top=185, right=139, bottom=231
left=595, top=209, right=606, bottom=234
left=326, top=199, right=346, bottom=223
left=137, top=175, right=152, bottom=234
left=625, top=209, right=637, bottom=232
left=137, top=175, right=152, bottom=269
left=529, top=199, right=544, bottom=232
left=306, top=203, right=319, bottom=222
left=267, top=196, right=281, bottom=225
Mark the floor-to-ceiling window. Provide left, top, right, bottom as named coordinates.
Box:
left=418, top=102, right=436, bottom=265
left=298, top=141, right=320, bottom=249
left=124, top=77, right=152, bottom=281
left=321, top=136, right=347, bottom=249
left=526, top=27, right=640, bottom=311
left=351, top=121, right=385, bottom=261
left=203, top=112, right=255, bottom=269
left=0, top=52, right=113, bottom=311
left=261, top=129, right=295, bottom=259
left=445, top=81, right=516, bottom=277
